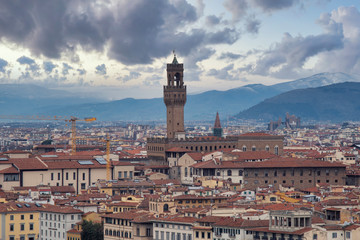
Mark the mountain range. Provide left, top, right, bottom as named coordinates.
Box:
left=235, top=82, right=360, bottom=122
left=0, top=72, right=359, bottom=122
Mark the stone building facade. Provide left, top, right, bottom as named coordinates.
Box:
left=147, top=55, right=284, bottom=165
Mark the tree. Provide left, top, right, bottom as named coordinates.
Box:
left=81, top=220, right=103, bottom=240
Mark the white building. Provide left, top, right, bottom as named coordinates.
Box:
left=39, top=204, right=83, bottom=240
left=152, top=217, right=195, bottom=240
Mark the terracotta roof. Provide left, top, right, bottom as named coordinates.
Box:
left=38, top=204, right=84, bottom=214
left=229, top=151, right=277, bottom=161
left=46, top=160, right=105, bottom=169
left=50, top=186, right=76, bottom=193
left=240, top=132, right=272, bottom=137
left=11, top=158, right=47, bottom=170
left=192, top=157, right=346, bottom=169
left=186, top=152, right=204, bottom=161
left=166, top=147, right=191, bottom=152
left=0, top=202, right=43, bottom=213
left=0, top=166, right=19, bottom=174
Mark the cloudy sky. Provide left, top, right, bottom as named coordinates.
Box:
left=0, top=0, right=360, bottom=100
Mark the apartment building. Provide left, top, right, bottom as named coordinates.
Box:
left=38, top=204, right=83, bottom=240
left=0, top=202, right=40, bottom=240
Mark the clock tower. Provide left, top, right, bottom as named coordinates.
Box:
left=164, top=52, right=186, bottom=139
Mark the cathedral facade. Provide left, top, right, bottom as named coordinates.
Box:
left=147, top=54, right=284, bottom=165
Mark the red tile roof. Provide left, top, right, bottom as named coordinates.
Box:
left=0, top=166, right=19, bottom=174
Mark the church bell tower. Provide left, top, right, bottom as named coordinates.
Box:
left=164, top=51, right=186, bottom=139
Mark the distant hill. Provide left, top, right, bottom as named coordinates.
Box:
left=1, top=72, right=359, bottom=121
left=38, top=84, right=282, bottom=121
left=272, top=72, right=360, bottom=92
left=235, top=82, right=360, bottom=122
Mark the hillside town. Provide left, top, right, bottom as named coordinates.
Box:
left=1, top=56, right=360, bottom=240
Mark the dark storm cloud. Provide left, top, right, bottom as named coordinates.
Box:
left=223, top=0, right=248, bottom=21
left=77, top=68, right=86, bottom=75
left=252, top=0, right=299, bottom=12
left=207, top=64, right=236, bottom=80
left=95, top=64, right=107, bottom=75
left=205, top=15, right=221, bottom=26
left=0, top=0, right=237, bottom=66
left=62, top=63, right=73, bottom=76
left=0, top=58, right=8, bottom=73
left=251, top=32, right=344, bottom=78
left=245, top=16, right=261, bottom=34
left=206, top=28, right=239, bottom=45
left=218, top=52, right=244, bottom=60
left=43, top=61, right=57, bottom=74
left=17, top=56, right=40, bottom=74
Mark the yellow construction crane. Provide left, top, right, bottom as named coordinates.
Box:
left=0, top=115, right=96, bottom=154
left=76, top=134, right=123, bottom=181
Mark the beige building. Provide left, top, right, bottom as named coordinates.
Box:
left=103, top=211, right=153, bottom=240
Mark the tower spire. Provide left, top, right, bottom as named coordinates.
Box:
left=172, top=50, right=179, bottom=64
left=213, top=112, right=223, bottom=137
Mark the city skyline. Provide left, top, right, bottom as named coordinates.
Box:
left=0, top=0, right=359, bottom=100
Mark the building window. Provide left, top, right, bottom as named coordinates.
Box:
left=332, top=233, right=337, bottom=238
left=227, top=170, right=232, bottom=176
left=51, top=173, right=54, bottom=181
left=10, top=224, right=14, bottom=231
left=282, top=171, right=286, bottom=176
left=73, top=172, right=76, bottom=180
left=274, top=146, right=279, bottom=155
left=81, top=183, right=86, bottom=190
left=20, top=223, right=25, bottom=231
left=274, top=171, right=277, bottom=177
left=30, top=214, right=33, bottom=220
left=10, top=215, right=14, bottom=221
left=118, top=171, right=122, bottom=179
left=251, top=146, right=256, bottom=151
left=124, top=171, right=128, bottom=178
left=242, top=146, right=247, bottom=152
left=346, top=232, right=350, bottom=239
left=58, top=172, right=61, bottom=180
left=83, top=173, right=85, bottom=180
left=207, top=232, right=211, bottom=239
left=239, top=170, right=243, bottom=176
left=30, top=223, right=33, bottom=230
left=66, top=172, right=69, bottom=180
left=4, top=174, right=19, bottom=181
left=317, top=170, right=321, bottom=176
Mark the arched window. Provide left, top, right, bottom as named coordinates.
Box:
left=227, top=170, right=232, bottom=176
left=252, top=146, right=256, bottom=151
left=239, top=170, right=243, bottom=176
left=164, top=204, right=169, bottom=212
left=275, top=146, right=279, bottom=155
left=242, top=146, right=247, bottom=152
left=109, top=230, right=112, bottom=236
left=117, top=231, right=120, bottom=237
left=105, top=229, right=109, bottom=235
left=210, top=146, right=212, bottom=151
left=265, top=145, right=270, bottom=151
